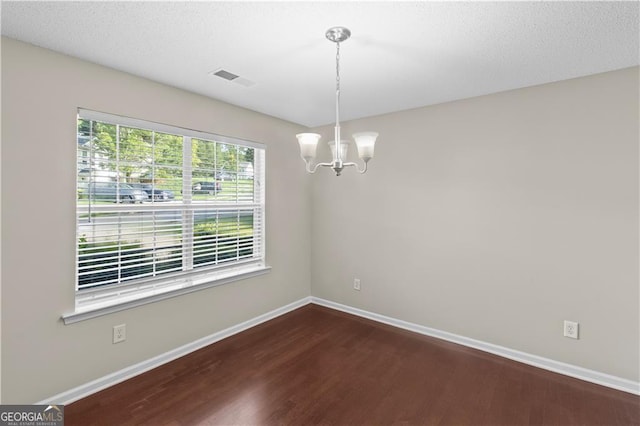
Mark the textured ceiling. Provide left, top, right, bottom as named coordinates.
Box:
left=2, top=1, right=638, bottom=127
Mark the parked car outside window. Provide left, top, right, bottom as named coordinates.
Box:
left=216, top=172, right=233, bottom=181
left=86, top=182, right=147, bottom=203
left=128, top=183, right=175, bottom=201
left=193, top=181, right=222, bottom=194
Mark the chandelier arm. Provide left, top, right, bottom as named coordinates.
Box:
left=306, top=160, right=334, bottom=174
left=342, top=161, right=369, bottom=174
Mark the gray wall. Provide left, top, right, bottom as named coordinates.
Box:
left=1, top=37, right=311, bottom=403
left=310, top=67, right=639, bottom=381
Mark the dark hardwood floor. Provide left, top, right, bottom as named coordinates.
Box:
left=66, top=304, right=639, bottom=425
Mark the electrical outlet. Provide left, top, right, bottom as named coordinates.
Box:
left=563, top=320, right=579, bottom=339
left=113, top=324, right=126, bottom=344
left=353, top=278, right=361, bottom=291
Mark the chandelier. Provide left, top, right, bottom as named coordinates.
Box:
left=296, top=27, right=378, bottom=176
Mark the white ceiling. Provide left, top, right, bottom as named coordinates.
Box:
left=2, top=1, right=638, bottom=127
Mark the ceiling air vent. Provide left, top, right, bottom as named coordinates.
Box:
left=209, top=69, right=255, bottom=87
left=212, top=69, right=239, bottom=81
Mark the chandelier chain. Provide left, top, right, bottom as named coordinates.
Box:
left=335, top=41, right=341, bottom=128
left=336, top=42, right=341, bottom=94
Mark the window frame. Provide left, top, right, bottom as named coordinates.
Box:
left=64, top=109, right=269, bottom=324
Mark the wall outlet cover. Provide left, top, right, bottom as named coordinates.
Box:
left=113, top=324, right=127, bottom=344
left=563, top=320, right=579, bottom=339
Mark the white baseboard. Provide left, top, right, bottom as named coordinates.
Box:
left=311, top=297, right=640, bottom=396
left=38, top=297, right=312, bottom=405
left=39, top=295, right=638, bottom=404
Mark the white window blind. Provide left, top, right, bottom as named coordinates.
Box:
left=76, top=109, right=265, bottom=300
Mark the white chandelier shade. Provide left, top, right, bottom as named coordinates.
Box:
left=352, top=132, right=378, bottom=161
left=328, top=139, right=350, bottom=162
left=297, top=27, right=379, bottom=176
left=296, top=132, right=321, bottom=161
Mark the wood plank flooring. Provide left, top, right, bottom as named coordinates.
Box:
left=66, top=304, right=639, bottom=425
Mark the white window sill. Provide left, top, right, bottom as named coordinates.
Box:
left=62, top=264, right=271, bottom=324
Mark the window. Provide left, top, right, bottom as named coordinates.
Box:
left=70, top=109, right=267, bottom=321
